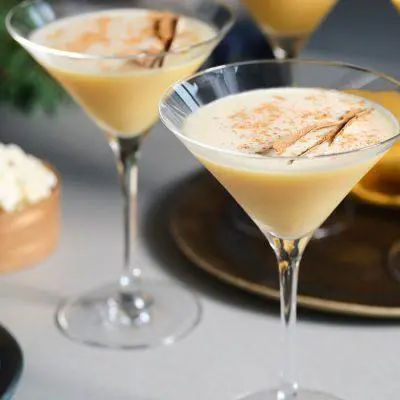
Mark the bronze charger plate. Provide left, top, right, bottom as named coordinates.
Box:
left=170, top=172, right=400, bottom=318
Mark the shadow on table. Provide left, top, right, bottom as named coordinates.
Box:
left=141, top=173, right=400, bottom=328
left=17, top=371, right=154, bottom=400
left=0, top=282, right=64, bottom=306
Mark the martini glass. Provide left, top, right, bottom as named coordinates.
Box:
left=242, top=0, right=339, bottom=59
left=6, top=0, right=234, bottom=349
left=159, top=59, right=400, bottom=400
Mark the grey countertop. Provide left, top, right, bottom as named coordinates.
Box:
left=1, top=0, right=400, bottom=399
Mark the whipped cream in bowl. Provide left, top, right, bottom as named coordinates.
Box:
left=0, top=144, right=58, bottom=213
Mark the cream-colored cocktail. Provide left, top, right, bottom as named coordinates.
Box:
left=183, top=88, right=396, bottom=238
left=30, top=10, right=216, bottom=136
left=242, top=0, right=338, bottom=57
left=243, top=0, right=337, bottom=37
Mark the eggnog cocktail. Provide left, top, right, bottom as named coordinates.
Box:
left=30, top=9, right=216, bottom=136
left=243, top=0, right=337, bottom=37
left=7, top=0, right=234, bottom=349
left=242, top=0, right=338, bottom=57
left=183, top=88, right=396, bottom=238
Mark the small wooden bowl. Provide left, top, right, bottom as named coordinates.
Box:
left=0, top=167, right=61, bottom=273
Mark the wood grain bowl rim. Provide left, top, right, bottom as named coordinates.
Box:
left=0, top=163, right=61, bottom=273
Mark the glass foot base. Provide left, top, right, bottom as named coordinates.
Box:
left=56, top=280, right=201, bottom=349
left=237, top=389, right=343, bottom=400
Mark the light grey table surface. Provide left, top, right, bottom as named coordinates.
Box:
left=1, top=1, right=400, bottom=399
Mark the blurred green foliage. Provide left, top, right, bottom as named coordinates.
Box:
left=0, top=0, right=69, bottom=113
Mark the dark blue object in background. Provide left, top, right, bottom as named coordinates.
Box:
left=0, top=325, right=23, bottom=400
left=211, top=17, right=274, bottom=65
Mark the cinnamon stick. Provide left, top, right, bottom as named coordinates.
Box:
left=298, top=108, right=372, bottom=156
left=151, top=13, right=179, bottom=68
left=273, top=120, right=341, bottom=155
left=131, top=13, right=179, bottom=69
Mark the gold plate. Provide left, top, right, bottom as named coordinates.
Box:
left=170, top=172, right=400, bottom=318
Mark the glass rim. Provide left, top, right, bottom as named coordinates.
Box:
left=6, top=0, right=235, bottom=61
left=159, top=58, right=400, bottom=162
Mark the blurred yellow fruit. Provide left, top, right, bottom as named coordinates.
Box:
left=351, top=90, right=400, bottom=206
left=372, top=142, right=400, bottom=184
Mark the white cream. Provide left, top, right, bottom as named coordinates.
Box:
left=0, top=144, right=57, bottom=213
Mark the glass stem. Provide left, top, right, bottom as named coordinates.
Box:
left=266, top=234, right=312, bottom=400
left=267, top=35, right=304, bottom=59
left=109, top=136, right=143, bottom=298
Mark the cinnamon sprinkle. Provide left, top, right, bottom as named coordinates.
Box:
left=254, top=108, right=373, bottom=157
left=65, top=17, right=111, bottom=53
left=254, top=144, right=273, bottom=154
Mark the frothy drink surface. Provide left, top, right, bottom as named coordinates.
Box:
left=184, top=88, right=395, bottom=159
